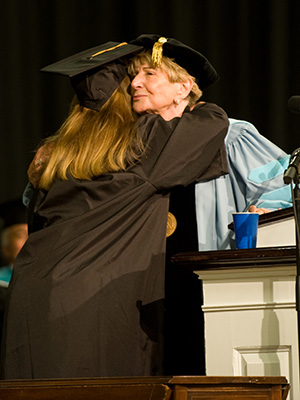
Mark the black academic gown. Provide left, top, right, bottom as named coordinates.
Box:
left=1, top=103, right=228, bottom=379
left=164, top=183, right=205, bottom=375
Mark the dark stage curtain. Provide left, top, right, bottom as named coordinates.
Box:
left=1, top=0, right=300, bottom=203
left=0, top=0, right=300, bottom=378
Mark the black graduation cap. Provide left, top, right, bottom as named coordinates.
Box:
left=0, top=198, right=27, bottom=231
left=41, top=42, right=143, bottom=111
left=130, top=34, right=219, bottom=89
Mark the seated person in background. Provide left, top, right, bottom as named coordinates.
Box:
left=0, top=198, right=28, bottom=286
left=0, top=198, right=28, bottom=355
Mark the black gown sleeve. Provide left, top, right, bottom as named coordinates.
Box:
left=137, top=102, right=229, bottom=190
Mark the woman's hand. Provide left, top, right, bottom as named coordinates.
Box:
left=248, top=205, right=273, bottom=215
left=27, top=143, right=54, bottom=187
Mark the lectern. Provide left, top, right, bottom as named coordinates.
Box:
left=173, top=244, right=298, bottom=400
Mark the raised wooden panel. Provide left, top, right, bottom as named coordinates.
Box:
left=0, top=376, right=290, bottom=400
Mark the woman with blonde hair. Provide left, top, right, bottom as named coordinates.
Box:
left=38, top=76, right=143, bottom=191
left=1, top=40, right=228, bottom=379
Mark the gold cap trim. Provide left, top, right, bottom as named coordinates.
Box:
left=89, top=42, right=128, bottom=60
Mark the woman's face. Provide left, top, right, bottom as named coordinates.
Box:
left=130, top=64, right=184, bottom=120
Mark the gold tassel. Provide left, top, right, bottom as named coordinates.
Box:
left=151, top=37, right=167, bottom=67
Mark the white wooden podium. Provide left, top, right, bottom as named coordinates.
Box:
left=256, top=207, right=295, bottom=247
left=172, top=209, right=299, bottom=400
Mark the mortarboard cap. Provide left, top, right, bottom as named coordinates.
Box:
left=130, top=34, right=219, bottom=89
left=41, top=42, right=143, bottom=111
left=0, top=198, right=27, bottom=231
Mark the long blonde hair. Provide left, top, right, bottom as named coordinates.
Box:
left=127, top=51, right=202, bottom=106
left=38, top=76, right=144, bottom=190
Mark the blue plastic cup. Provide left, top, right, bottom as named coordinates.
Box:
left=232, top=212, right=259, bottom=249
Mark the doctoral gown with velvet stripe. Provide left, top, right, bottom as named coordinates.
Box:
left=1, top=102, right=228, bottom=379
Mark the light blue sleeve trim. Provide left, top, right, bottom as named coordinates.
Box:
left=259, top=184, right=292, bottom=202
left=248, top=155, right=290, bottom=183
left=256, top=185, right=293, bottom=209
